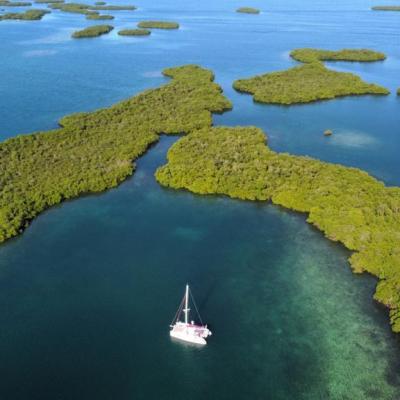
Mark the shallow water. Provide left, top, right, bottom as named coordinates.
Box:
left=0, top=0, right=399, bottom=399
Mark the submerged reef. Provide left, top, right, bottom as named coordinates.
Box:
left=72, top=24, right=113, bottom=38
left=0, top=8, right=49, bottom=19
left=137, top=20, right=179, bottom=29
left=155, top=126, right=400, bottom=334
left=233, top=48, right=389, bottom=105
left=118, top=28, right=150, bottom=36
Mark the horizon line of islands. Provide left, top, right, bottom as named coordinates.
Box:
left=5, top=0, right=400, bottom=98
left=0, top=47, right=399, bottom=337
left=1, top=1, right=400, bottom=35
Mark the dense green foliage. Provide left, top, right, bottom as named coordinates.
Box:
left=50, top=2, right=134, bottom=15
left=72, top=24, right=113, bottom=38
left=0, top=8, right=48, bottom=19
left=236, top=7, right=260, bottom=14
left=86, top=12, right=113, bottom=20
left=290, top=48, right=386, bottom=63
left=372, top=5, right=400, bottom=11
left=233, top=62, right=389, bottom=105
left=234, top=47, right=389, bottom=105
left=156, top=126, right=400, bottom=333
left=137, top=20, right=179, bottom=29
left=90, top=4, right=135, bottom=10
left=0, top=1, right=31, bottom=6
left=49, top=2, right=94, bottom=14
left=0, top=65, right=231, bottom=246
left=118, top=28, right=150, bottom=36
left=35, top=0, right=63, bottom=3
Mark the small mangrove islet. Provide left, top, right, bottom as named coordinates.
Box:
left=71, top=24, right=113, bottom=38
left=49, top=2, right=95, bottom=14
left=0, top=65, right=231, bottom=244
left=118, top=28, right=150, bottom=36
left=236, top=7, right=260, bottom=14
left=90, top=4, right=135, bottom=10
left=86, top=13, right=113, bottom=20
left=372, top=5, right=400, bottom=11
left=290, top=48, right=386, bottom=63
left=233, top=48, right=389, bottom=105
left=50, top=2, right=134, bottom=15
left=233, top=63, right=389, bottom=105
left=0, top=1, right=32, bottom=6
left=0, top=8, right=48, bottom=19
left=155, top=126, right=400, bottom=334
left=137, top=20, right=179, bottom=29
left=35, top=0, right=63, bottom=3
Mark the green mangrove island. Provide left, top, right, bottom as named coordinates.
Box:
left=233, top=63, right=389, bottom=105
left=0, top=1, right=31, bottom=6
left=0, top=8, right=48, bottom=19
left=118, top=28, right=150, bottom=36
left=72, top=24, right=113, bottom=38
left=35, top=0, right=63, bottom=3
left=155, top=126, right=400, bottom=334
left=233, top=48, right=389, bottom=105
left=86, top=13, right=113, bottom=20
left=49, top=2, right=135, bottom=15
left=90, top=4, right=135, bottom=10
left=0, top=65, right=231, bottom=244
left=49, top=2, right=95, bottom=14
left=236, top=7, right=260, bottom=14
left=372, top=5, right=400, bottom=11
left=290, top=48, right=386, bottom=63
left=137, top=20, right=179, bottom=29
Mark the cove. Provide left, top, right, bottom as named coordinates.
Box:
left=0, top=136, right=399, bottom=400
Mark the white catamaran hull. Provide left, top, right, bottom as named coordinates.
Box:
left=170, top=328, right=207, bottom=345
left=170, top=285, right=212, bottom=345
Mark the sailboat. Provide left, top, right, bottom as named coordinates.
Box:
left=170, top=284, right=212, bottom=345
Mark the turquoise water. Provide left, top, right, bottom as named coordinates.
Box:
left=0, top=0, right=399, bottom=399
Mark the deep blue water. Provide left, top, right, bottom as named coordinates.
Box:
left=0, top=0, right=399, bottom=399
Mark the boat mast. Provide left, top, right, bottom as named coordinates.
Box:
left=183, top=284, right=190, bottom=324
